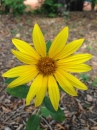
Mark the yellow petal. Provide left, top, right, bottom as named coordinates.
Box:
left=54, top=70, right=77, bottom=96
left=26, top=74, right=43, bottom=106
left=35, top=76, right=48, bottom=107
left=57, top=69, right=87, bottom=90
left=8, top=67, right=38, bottom=88
left=33, top=24, right=46, bottom=57
left=49, top=27, right=68, bottom=58
left=59, top=64, right=92, bottom=73
left=2, top=65, right=36, bottom=77
left=48, top=75, right=60, bottom=111
left=12, top=49, right=37, bottom=64
left=54, top=39, right=84, bottom=60
left=12, top=38, right=40, bottom=59
left=57, top=54, right=92, bottom=66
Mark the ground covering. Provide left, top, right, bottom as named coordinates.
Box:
left=0, top=12, right=97, bottom=130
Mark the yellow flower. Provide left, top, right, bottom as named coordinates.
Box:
left=2, top=24, right=92, bottom=110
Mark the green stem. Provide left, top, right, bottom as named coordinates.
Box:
left=37, top=106, right=52, bottom=130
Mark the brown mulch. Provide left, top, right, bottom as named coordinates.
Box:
left=0, top=12, right=97, bottom=130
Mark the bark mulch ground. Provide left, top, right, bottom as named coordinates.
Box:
left=0, top=12, right=97, bottom=130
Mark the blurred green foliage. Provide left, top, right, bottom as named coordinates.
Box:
left=92, top=77, right=97, bottom=87
left=0, top=0, right=26, bottom=14
left=92, top=0, right=97, bottom=7
left=0, top=0, right=97, bottom=15
left=35, top=0, right=97, bottom=17
left=34, top=0, right=62, bottom=17
left=80, top=73, right=90, bottom=83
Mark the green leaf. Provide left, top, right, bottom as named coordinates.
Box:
left=37, top=127, right=43, bottom=130
left=26, top=114, right=40, bottom=130
left=6, top=85, right=29, bottom=98
left=5, top=78, right=29, bottom=98
left=54, top=3, right=62, bottom=7
left=43, top=96, right=56, bottom=113
left=48, top=13, right=56, bottom=17
left=50, top=108, right=65, bottom=122
left=43, top=96, right=65, bottom=122
left=58, top=82, right=65, bottom=92
left=40, top=107, right=50, bottom=117
left=5, top=78, right=17, bottom=84
left=46, top=40, right=52, bottom=53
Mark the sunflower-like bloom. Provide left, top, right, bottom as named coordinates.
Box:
left=2, top=24, right=92, bottom=110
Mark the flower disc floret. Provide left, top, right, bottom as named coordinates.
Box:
left=36, top=57, right=57, bottom=76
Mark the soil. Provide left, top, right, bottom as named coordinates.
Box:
left=0, top=12, right=97, bottom=130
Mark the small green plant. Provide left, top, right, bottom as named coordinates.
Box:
left=80, top=73, right=90, bottom=83
left=10, top=29, right=17, bottom=35
left=84, top=103, right=90, bottom=109
left=1, top=0, right=26, bottom=14
left=87, top=45, right=93, bottom=51
left=92, top=77, right=97, bottom=87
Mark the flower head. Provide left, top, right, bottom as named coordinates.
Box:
left=2, top=24, right=92, bottom=110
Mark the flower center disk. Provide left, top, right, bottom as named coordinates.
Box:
left=37, top=57, right=57, bottom=75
